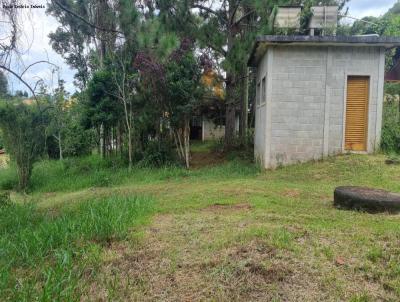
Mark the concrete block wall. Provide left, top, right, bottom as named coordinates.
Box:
left=270, top=46, right=327, bottom=167
left=202, top=119, right=225, bottom=141
left=254, top=51, right=269, bottom=164
left=254, top=45, right=385, bottom=169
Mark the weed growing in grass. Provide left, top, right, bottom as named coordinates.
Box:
left=349, top=293, right=371, bottom=302
left=366, top=246, right=384, bottom=263
left=270, top=228, right=294, bottom=251
left=0, top=195, right=154, bottom=301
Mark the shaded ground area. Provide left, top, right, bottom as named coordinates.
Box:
left=190, top=150, right=225, bottom=169
left=189, top=140, right=225, bottom=169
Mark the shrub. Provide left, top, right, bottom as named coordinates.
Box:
left=0, top=190, right=11, bottom=207
left=211, top=129, right=255, bottom=161
left=138, top=140, right=177, bottom=167
left=0, top=129, right=4, bottom=149
left=0, top=101, right=48, bottom=190
left=0, top=164, right=18, bottom=190
left=381, top=98, right=400, bottom=153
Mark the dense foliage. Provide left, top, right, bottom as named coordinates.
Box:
left=0, top=71, right=7, bottom=97
left=381, top=97, right=400, bottom=153
left=0, top=101, right=48, bottom=190
left=345, top=6, right=400, bottom=154
left=1, top=0, right=400, bottom=189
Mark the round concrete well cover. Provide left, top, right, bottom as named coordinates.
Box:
left=334, top=186, right=400, bottom=214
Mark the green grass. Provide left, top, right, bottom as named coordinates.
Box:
left=0, top=195, right=154, bottom=301
left=0, top=154, right=258, bottom=194
left=1, top=150, right=400, bottom=300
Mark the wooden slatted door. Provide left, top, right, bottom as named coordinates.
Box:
left=345, top=76, right=369, bottom=151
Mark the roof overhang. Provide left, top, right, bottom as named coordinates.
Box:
left=248, top=35, right=400, bottom=67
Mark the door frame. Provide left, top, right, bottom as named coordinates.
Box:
left=342, top=72, right=373, bottom=153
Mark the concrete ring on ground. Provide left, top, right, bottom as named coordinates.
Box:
left=334, top=186, right=400, bottom=214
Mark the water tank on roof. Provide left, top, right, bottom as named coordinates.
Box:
left=309, top=6, right=338, bottom=30
left=274, top=6, right=302, bottom=29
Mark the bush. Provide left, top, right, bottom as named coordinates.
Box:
left=381, top=98, right=400, bottom=153
left=0, top=129, right=4, bottom=149
left=138, top=140, right=177, bottom=167
left=0, top=190, right=11, bottom=207
left=0, top=163, right=18, bottom=190
left=211, top=129, right=255, bottom=161
left=0, top=101, right=48, bottom=190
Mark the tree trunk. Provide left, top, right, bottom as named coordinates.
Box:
left=100, top=123, right=105, bottom=158
left=127, top=126, right=132, bottom=170
left=224, top=1, right=237, bottom=149
left=58, top=131, right=63, bottom=160
left=184, top=117, right=190, bottom=169
left=225, top=76, right=237, bottom=148
left=17, top=161, right=31, bottom=191
left=239, top=67, right=249, bottom=142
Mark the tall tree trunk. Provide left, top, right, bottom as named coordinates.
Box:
left=184, top=117, right=190, bottom=169
left=224, top=0, right=237, bottom=148
left=127, top=126, right=132, bottom=170
left=100, top=123, right=104, bottom=158
left=58, top=131, right=63, bottom=160
left=239, top=66, right=249, bottom=142
left=225, top=75, right=237, bottom=148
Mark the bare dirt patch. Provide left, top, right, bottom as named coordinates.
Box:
left=190, top=151, right=225, bottom=169
left=282, top=189, right=301, bottom=198
left=202, top=202, right=252, bottom=212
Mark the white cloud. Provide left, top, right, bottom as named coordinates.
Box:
left=7, top=0, right=75, bottom=95
left=345, top=0, right=397, bottom=19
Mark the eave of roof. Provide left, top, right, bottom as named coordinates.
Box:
left=248, top=35, right=400, bottom=67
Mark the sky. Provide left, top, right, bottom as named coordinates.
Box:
left=5, top=0, right=399, bottom=95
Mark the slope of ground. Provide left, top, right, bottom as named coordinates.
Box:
left=1, top=151, right=400, bottom=301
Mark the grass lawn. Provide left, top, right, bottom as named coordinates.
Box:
left=1, top=147, right=400, bottom=301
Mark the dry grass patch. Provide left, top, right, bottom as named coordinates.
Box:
left=85, top=200, right=399, bottom=301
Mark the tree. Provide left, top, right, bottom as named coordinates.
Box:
left=164, top=40, right=204, bottom=168
left=47, top=0, right=98, bottom=89
left=157, top=0, right=349, bottom=148
left=83, top=70, right=123, bottom=156
left=0, top=71, right=7, bottom=97
left=135, top=38, right=204, bottom=167
left=48, top=79, right=70, bottom=160
left=108, top=50, right=137, bottom=169
left=0, top=101, right=48, bottom=190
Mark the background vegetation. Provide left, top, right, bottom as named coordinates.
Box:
left=0, top=1, right=400, bottom=300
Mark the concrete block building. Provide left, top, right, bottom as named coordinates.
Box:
left=248, top=35, right=400, bottom=169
